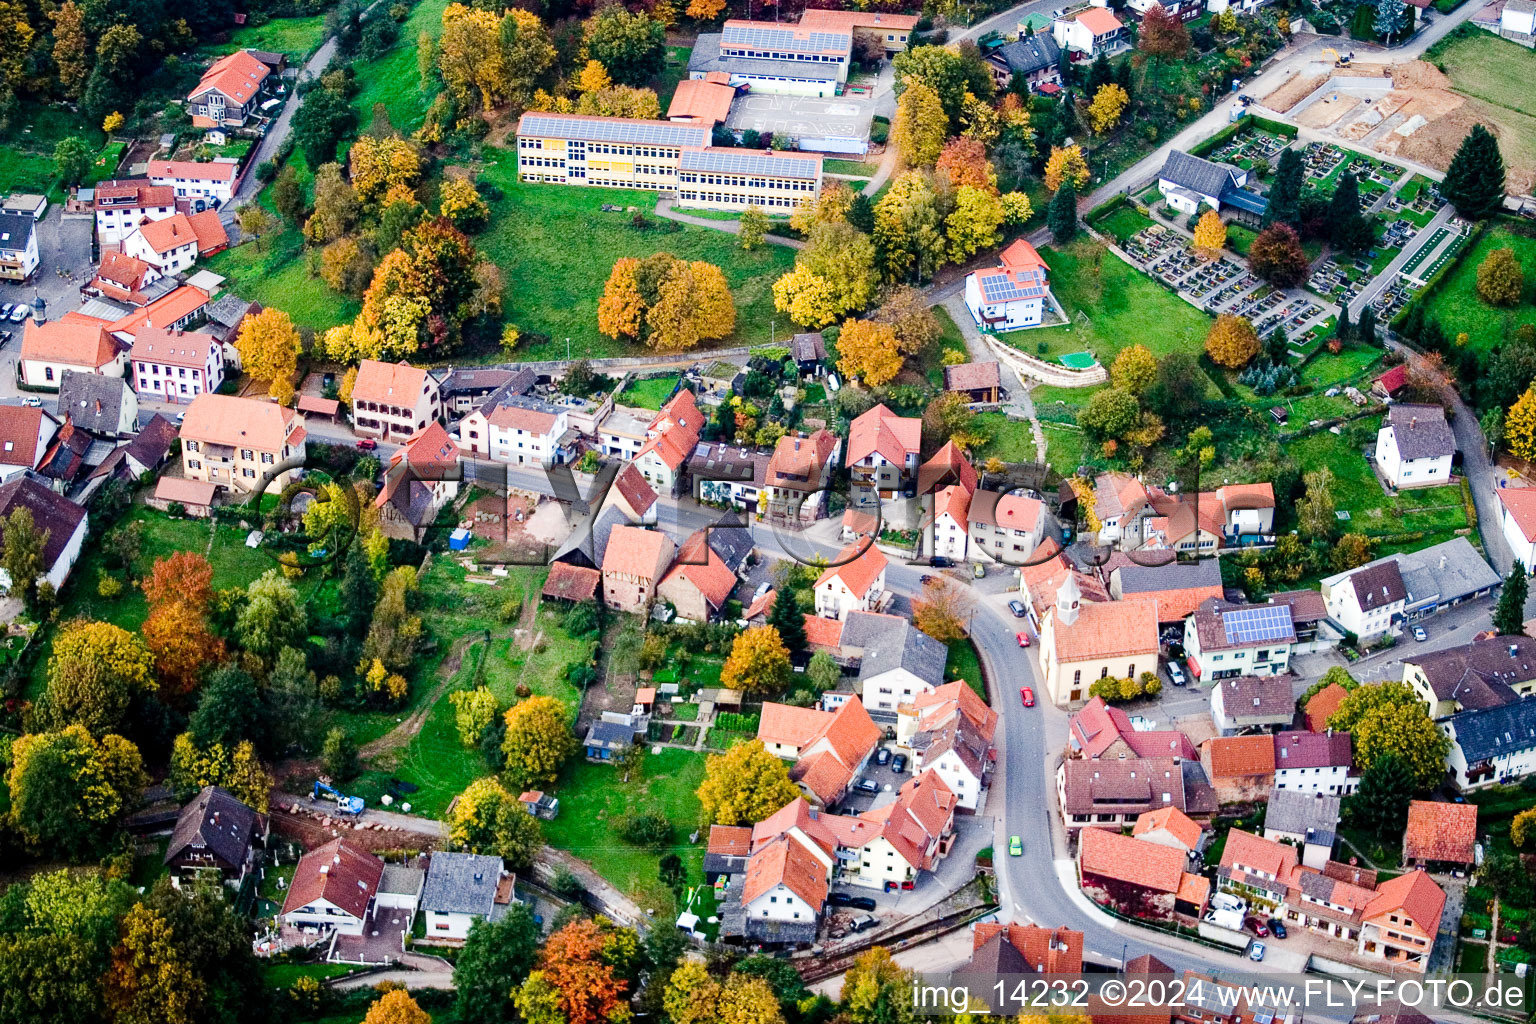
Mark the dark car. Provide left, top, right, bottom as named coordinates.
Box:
left=849, top=913, right=878, bottom=932
left=930, top=556, right=951, bottom=568
left=828, top=892, right=878, bottom=911
left=875, top=748, right=892, bottom=766
left=1268, top=919, right=1287, bottom=939
left=855, top=778, right=879, bottom=795
left=891, top=754, right=908, bottom=774
left=1244, top=917, right=1269, bottom=938
left=1007, top=600, right=1027, bottom=618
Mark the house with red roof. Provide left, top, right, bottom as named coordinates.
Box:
left=1040, top=573, right=1160, bottom=706
left=88, top=251, right=165, bottom=306
left=601, top=524, right=676, bottom=613
left=149, top=159, right=238, bottom=206
left=179, top=392, right=306, bottom=494
left=459, top=378, right=569, bottom=466
left=1402, top=799, right=1477, bottom=868
left=351, top=359, right=444, bottom=442
left=903, top=681, right=997, bottom=810
left=1304, top=681, right=1351, bottom=732
left=1078, top=825, right=1210, bottom=916
left=1357, top=871, right=1446, bottom=972
left=1052, top=5, right=1124, bottom=57
left=963, top=238, right=1054, bottom=330
left=1201, top=735, right=1276, bottom=803
left=814, top=541, right=888, bottom=620
left=764, top=428, right=840, bottom=524
left=279, top=838, right=385, bottom=938
left=92, top=179, right=177, bottom=250
left=130, top=325, right=224, bottom=403
left=847, top=403, right=919, bottom=498
left=1133, top=807, right=1206, bottom=856
left=968, top=488, right=1047, bottom=565
left=1068, top=696, right=1197, bottom=760
left=0, top=404, right=62, bottom=484
left=1498, top=486, right=1536, bottom=570
left=635, top=389, right=704, bottom=495
left=757, top=696, right=881, bottom=808
left=122, top=213, right=201, bottom=274
left=1092, top=472, right=1152, bottom=549
left=375, top=422, right=461, bottom=539
left=188, top=50, right=276, bottom=128
left=656, top=525, right=752, bottom=622
left=20, top=318, right=127, bottom=389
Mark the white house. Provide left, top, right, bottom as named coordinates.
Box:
left=634, top=389, right=704, bottom=495
left=0, top=477, right=88, bottom=594
left=1320, top=560, right=1406, bottom=640
left=1499, top=487, right=1536, bottom=571
left=1500, top=0, right=1534, bottom=40
left=19, top=318, right=127, bottom=390
left=1444, top=700, right=1536, bottom=789
left=963, top=238, right=1054, bottom=331
left=279, top=839, right=384, bottom=938
left=901, top=682, right=997, bottom=812
left=130, top=326, right=224, bottom=403
left=931, top=485, right=972, bottom=562
left=1209, top=674, right=1294, bottom=735
left=421, top=852, right=513, bottom=941
left=148, top=159, right=238, bottom=206
left=351, top=359, right=443, bottom=442
left=0, top=404, right=60, bottom=483
left=1273, top=731, right=1358, bottom=796
left=814, top=542, right=888, bottom=620
left=1051, top=6, right=1124, bottom=57
left=0, top=212, right=39, bottom=282
left=1376, top=403, right=1455, bottom=489
left=122, top=214, right=201, bottom=275
left=842, top=611, right=948, bottom=714
left=742, top=831, right=831, bottom=931
left=1184, top=598, right=1295, bottom=682
left=847, top=403, right=920, bottom=497
left=968, top=489, right=1047, bottom=565
left=459, top=386, right=570, bottom=466
left=93, top=180, right=177, bottom=250
left=1156, top=150, right=1269, bottom=223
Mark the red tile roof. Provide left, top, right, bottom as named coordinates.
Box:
left=394, top=421, right=460, bottom=468
left=1079, top=825, right=1186, bottom=893
left=1050, top=597, right=1159, bottom=663
left=0, top=406, right=54, bottom=467
left=149, top=159, right=238, bottom=182
left=759, top=702, right=833, bottom=748
left=281, top=838, right=384, bottom=921
left=154, top=475, right=218, bottom=507
left=910, top=680, right=998, bottom=743
left=1206, top=735, right=1276, bottom=778
left=1069, top=697, right=1196, bottom=759
left=611, top=463, right=657, bottom=517
left=662, top=529, right=740, bottom=610
left=917, top=440, right=978, bottom=496
left=134, top=214, right=199, bottom=255
left=353, top=359, right=430, bottom=407
left=1499, top=487, right=1536, bottom=543
left=180, top=393, right=304, bottom=452
left=1304, top=683, right=1350, bottom=733
left=803, top=614, right=844, bottom=649
left=542, top=562, right=600, bottom=603
left=187, top=209, right=229, bottom=253
left=92, top=251, right=157, bottom=302
left=1364, top=870, right=1446, bottom=937
left=1273, top=729, right=1352, bottom=770
left=847, top=403, right=919, bottom=467
left=1220, top=828, right=1297, bottom=881
left=816, top=541, right=887, bottom=597
left=666, top=78, right=737, bottom=125
left=637, top=389, right=703, bottom=471
left=741, top=833, right=828, bottom=911
left=1074, top=6, right=1123, bottom=33
left=766, top=428, right=837, bottom=490
left=1133, top=807, right=1203, bottom=851
left=708, top=824, right=752, bottom=857
left=971, top=923, right=1083, bottom=973
left=1403, top=800, right=1477, bottom=864
left=191, top=49, right=270, bottom=107
left=107, top=285, right=210, bottom=339
left=21, top=318, right=117, bottom=370
left=932, top=484, right=971, bottom=532
left=602, top=524, right=674, bottom=581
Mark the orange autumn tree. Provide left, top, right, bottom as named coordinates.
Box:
left=935, top=137, right=997, bottom=193
left=141, top=551, right=223, bottom=702
left=142, top=550, right=215, bottom=609
left=539, top=919, right=628, bottom=1024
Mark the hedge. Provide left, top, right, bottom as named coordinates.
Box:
left=1187, top=114, right=1299, bottom=159
left=1085, top=192, right=1130, bottom=224
left=1390, top=220, right=1491, bottom=331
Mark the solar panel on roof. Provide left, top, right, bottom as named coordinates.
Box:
left=679, top=149, right=820, bottom=179
left=518, top=114, right=709, bottom=147
left=721, top=24, right=849, bottom=51
left=1220, top=604, right=1293, bottom=645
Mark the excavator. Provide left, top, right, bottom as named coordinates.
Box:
left=312, top=780, right=365, bottom=815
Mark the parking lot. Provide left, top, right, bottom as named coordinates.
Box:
left=725, top=92, right=874, bottom=148
left=838, top=742, right=917, bottom=816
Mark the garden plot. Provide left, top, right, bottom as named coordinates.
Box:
left=1306, top=218, right=1419, bottom=304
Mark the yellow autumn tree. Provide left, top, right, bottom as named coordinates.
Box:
left=1088, top=83, right=1129, bottom=135
left=102, top=111, right=124, bottom=134
left=686, top=0, right=726, bottom=18
left=696, top=739, right=801, bottom=826
left=235, top=308, right=301, bottom=399
left=576, top=59, right=612, bottom=94
left=1204, top=313, right=1262, bottom=369
left=720, top=625, right=792, bottom=695
left=350, top=135, right=420, bottom=207
left=1507, top=383, right=1536, bottom=461
left=502, top=694, right=578, bottom=788
left=646, top=260, right=735, bottom=350
left=438, top=3, right=506, bottom=109
left=1001, top=192, right=1034, bottom=225
left=890, top=81, right=946, bottom=168
left=598, top=257, right=645, bottom=340
left=836, top=319, right=903, bottom=387
left=1192, top=209, right=1227, bottom=257
left=439, top=177, right=490, bottom=230
left=1044, top=145, right=1090, bottom=193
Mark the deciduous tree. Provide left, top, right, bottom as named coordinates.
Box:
left=451, top=688, right=500, bottom=747
left=738, top=205, right=769, bottom=250
left=350, top=134, right=421, bottom=208
left=1192, top=210, right=1226, bottom=257
left=872, top=285, right=942, bottom=356
left=1350, top=751, right=1417, bottom=839
left=721, top=625, right=792, bottom=695
left=697, top=739, right=801, bottom=826
left=1, top=505, right=47, bottom=611
left=891, top=81, right=946, bottom=168
left=1043, top=145, right=1090, bottom=193
left=439, top=3, right=506, bottom=108
left=1138, top=3, right=1190, bottom=62
left=448, top=776, right=545, bottom=867
left=598, top=257, right=646, bottom=340
left=664, top=961, right=720, bottom=1024
left=584, top=5, right=666, bottom=86
left=104, top=904, right=201, bottom=1024
left=168, top=733, right=272, bottom=809
left=946, top=186, right=1005, bottom=263
left=720, top=974, right=785, bottom=1024
left=539, top=919, right=628, bottom=1024
left=1328, top=681, right=1449, bottom=789
left=1110, top=344, right=1158, bottom=395
left=1477, top=246, right=1524, bottom=306
left=501, top=695, right=578, bottom=787
left=1249, top=222, right=1309, bottom=287
left=935, top=137, right=996, bottom=192
left=44, top=619, right=155, bottom=736
left=235, top=308, right=301, bottom=399
left=50, top=1, right=87, bottom=98
left=646, top=259, right=736, bottom=350
left=841, top=948, right=917, bottom=1024
left=1088, top=83, right=1128, bottom=135
left=456, top=904, right=542, bottom=1024
left=142, top=600, right=224, bottom=703
left=235, top=570, right=308, bottom=668
left=514, top=972, right=566, bottom=1024
left=53, top=136, right=92, bottom=188
left=1441, top=124, right=1506, bottom=220
left=1204, top=314, right=1261, bottom=368
left=836, top=319, right=903, bottom=386
left=291, top=84, right=357, bottom=169
left=772, top=222, right=878, bottom=328
left=362, top=988, right=433, bottom=1024
left=873, top=171, right=946, bottom=281
left=912, top=577, right=973, bottom=642
left=8, top=725, right=146, bottom=858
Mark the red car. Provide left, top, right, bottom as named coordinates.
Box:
left=1015, top=632, right=1031, bottom=648
left=1020, top=687, right=1035, bottom=707
left=355, top=438, right=378, bottom=450
left=1245, top=917, right=1269, bottom=938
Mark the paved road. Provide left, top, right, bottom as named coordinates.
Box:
left=1345, top=203, right=1454, bottom=319
left=653, top=198, right=806, bottom=248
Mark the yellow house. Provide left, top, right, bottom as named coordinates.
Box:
left=1039, top=574, right=1160, bottom=706
left=179, top=393, right=307, bottom=495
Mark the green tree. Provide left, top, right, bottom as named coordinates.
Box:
left=1441, top=124, right=1506, bottom=220
left=892, top=44, right=988, bottom=125
left=447, top=776, right=545, bottom=867
left=291, top=85, right=358, bottom=170
left=235, top=570, right=308, bottom=667
left=738, top=205, right=769, bottom=250
left=43, top=619, right=155, bottom=736
left=1328, top=681, right=1449, bottom=790
left=1358, top=305, right=1378, bottom=346
left=585, top=6, right=665, bottom=85
left=187, top=662, right=269, bottom=752
left=1, top=505, right=48, bottom=611
left=767, top=586, right=807, bottom=654
left=1329, top=172, right=1372, bottom=255
left=1047, top=180, right=1077, bottom=242
left=1348, top=750, right=1416, bottom=839
left=1374, top=0, right=1407, bottom=43
left=697, top=739, right=801, bottom=826
left=1297, top=467, right=1337, bottom=541
left=806, top=650, right=841, bottom=692
left=1495, top=560, right=1529, bottom=636
left=1079, top=387, right=1140, bottom=441
left=53, top=136, right=92, bottom=188
left=272, top=165, right=305, bottom=227
left=7, top=725, right=146, bottom=859
left=841, top=947, right=917, bottom=1024
left=321, top=727, right=359, bottom=782
left=455, top=903, right=542, bottom=1024
left=501, top=695, right=578, bottom=788
left=1477, top=247, right=1525, bottom=306
left=1264, top=148, right=1303, bottom=229
left=514, top=971, right=567, bottom=1024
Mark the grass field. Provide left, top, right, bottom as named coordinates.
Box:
left=352, top=0, right=451, bottom=136
left=205, top=229, right=361, bottom=333
left=1092, top=206, right=1156, bottom=244
left=0, top=105, right=101, bottom=196
left=823, top=158, right=880, bottom=177
left=972, top=412, right=1037, bottom=464
left=1039, top=422, right=1088, bottom=473
left=1431, top=30, right=1536, bottom=119
left=617, top=375, right=681, bottom=410
left=1421, top=223, right=1536, bottom=354
left=657, top=46, right=692, bottom=113
left=945, top=640, right=986, bottom=702
left=201, top=14, right=330, bottom=59
left=1297, top=346, right=1381, bottom=389
left=472, top=171, right=797, bottom=361
left=540, top=748, right=709, bottom=915
left=1287, top=423, right=1470, bottom=541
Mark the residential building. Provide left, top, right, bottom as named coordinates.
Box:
left=1350, top=1003, right=1435, bottom=1024
left=188, top=50, right=274, bottom=128
left=917, top=439, right=978, bottom=497
left=984, top=33, right=1063, bottom=91
left=705, top=824, right=752, bottom=880
left=839, top=610, right=947, bottom=713
left=1124, top=0, right=1204, bottom=19
left=0, top=193, right=45, bottom=220
left=86, top=414, right=178, bottom=497
left=187, top=209, right=229, bottom=256
left=758, top=697, right=881, bottom=808
left=179, top=393, right=307, bottom=494
left=1040, top=574, right=1160, bottom=706
left=148, top=159, right=238, bottom=206
left=57, top=371, right=138, bottom=438
left=967, top=489, right=1047, bottom=565
left=0, top=211, right=39, bottom=281
left=814, top=541, right=888, bottom=620
left=1217, top=828, right=1298, bottom=910
left=34, top=416, right=93, bottom=493
left=1056, top=757, right=1215, bottom=830
left=1499, top=487, right=1536, bottom=569
left=351, top=359, right=444, bottom=442
left=1156, top=150, right=1268, bottom=224
left=965, top=238, right=1056, bottom=331
left=279, top=839, right=384, bottom=938
left=1271, top=588, right=1334, bottom=651
left=20, top=318, right=126, bottom=389
left=1402, top=634, right=1536, bottom=719
left=791, top=331, right=827, bottom=375
left=0, top=404, right=60, bottom=483
left=930, top=484, right=973, bottom=563
left=690, top=441, right=771, bottom=511
left=1377, top=403, right=1456, bottom=489
left=834, top=769, right=958, bottom=890
left=1443, top=700, right=1536, bottom=788
left=597, top=408, right=652, bottom=461
left=764, top=428, right=840, bottom=524
left=1305, top=681, right=1351, bottom=732
left=1209, top=675, right=1294, bottom=735
left=202, top=292, right=258, bottom=354
left=739, top=825, right=828, bottom=943
left=656, top=526, right=753, bottom=622
left=1175, top=972, right=1298, bottom=1024
left=103, top=284, right=211, bottom=341
left=438, top=367, right=529, bottom=415
left=601, top=462, right=658, bottom=525
left=1321, top=538, right=1499, bottom=638
left=901, top=681, right=997, bottom=810
left=459, top=387, right=570, bottom=467
left=516, top=113, right=822, bottom=211
left=1052, top=6, right=1124, bottom=55
left=635, top=390, right=704, bottom=494
left=601, top=524, right=675, bottom=613
left=585, top=714, right=642, bottom=761
left=1068, top=697, right=1197, bottom=761
left=1403, top=799, right=1477, bottom=868
left=847, top=404, right=920, bottom=497
left=163, top=785, right=268, bottom=886
left=1201, top=734, right=1275, bottom=803
left=1184, top=598, right=1295, bottom=682
left=1091, top=472, right=1151, bottom=548
left=1133, top=806, right=1206, bottom=857
left=88, top=251, right=166, bottom=306
left=130, top=326, right=224, bottom=402
left=1263, top=788, right=1341, bottom=869
left=121, top=214, right=201, bottom=273
left=375, top=422, right=461, bottom=540
left=0, top=478, right=86, bottom=592
left=1107, top=557, right=1224, bottom=624
left=958, top=925, right=1082, bottom=1001
left=1077, top=825, right=1210, bottom=915
left=421, top=852, right=514, bottom=941
left=943, top=361, right=1003, bottom=404
left=1138, top=483, right=1276, bottom=553
left=1273, top=730, right=1357, bottom=795
left=93, top=180, right=177, bottom=250
left=1357, top=871, right=1446, bottom=972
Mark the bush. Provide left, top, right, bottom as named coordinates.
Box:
left=552, top=867, right=584, bottom=898
left=870, top=116, right=890, bottom=145
left=255, top=160, right=277, bottom=183
left=499, top=596, right=523, bottom=623
left=616, top=811, right=672, bottom=851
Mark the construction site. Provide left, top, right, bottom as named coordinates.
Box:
left=1258, top=55, right=1536, bottom=195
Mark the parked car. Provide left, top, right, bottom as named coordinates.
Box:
left=1245, top=917, right=1269, bottom=937
left=356, top=438, right=378, bottom=450
left=1413, top=626, right=1428, bottom=642
left=1007, top=600, right=1026, bottom=618
left=828, top=892, right=878, bottom=911
left=1166, top=661, right=1187, bottom=687
left=891, top=754, right=908, bottom=774
left=21, top=396, right=41, bottom=408
left=8, top=304, right=30, bottom=322
left=849, top=913, right=878, bottom=933
left=174, top=411, right=186, bottom=424
left=1020, top=687, right=1035, bottom=707
left=1016, top=632, right=1031, bottom=648
left=875, top=748, right=891, bottom=766
left=855, top=778, right=879, bottom=795
left=0, top=303, right=12, bottom=319
left=1268, top=919, right=1287, bottom=939
left=1008, top=835, right=1023, bottom=856
left=930, top=556, right=951, bottom=568
left=973, top=562, right=985, bottom=579
left=1248, top=941, right=1266, bottom=962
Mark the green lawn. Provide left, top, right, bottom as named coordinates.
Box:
left=1226, top=223, right=1257, bottom=257
left=204, top=229, right=361, bottom=333
left=1297, top=346, right=1381, bottom=389
left=260, top=963, right=362, bottom=990
left=972, top=412, right=1037, bottom=464
left=473, top=172, right=797, bottom=361
left=201, top=14, right=330, bottom=59
left=1092, top=206, right=1156, bottom=244
left=0, top=105, right=101, bottom=196
left=945, top=640, right=986, bottom=702
left=1286, top=423, right=1470, bottom=540
left=617, top=375, right=681, bottom=410
left=1430, top=30, right=1536, bottom=119
left=349, top=0, right=451, bottom=135
left=1421, top=223, right=1536, bottom=355
left=540, top=748, right=710, bottom=915
left=1039, top=422, right=1088, bottom=475
left=823, top=158, right=880, bottom=177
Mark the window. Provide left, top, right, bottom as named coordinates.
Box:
left=240, top=449, right=253, bottom=461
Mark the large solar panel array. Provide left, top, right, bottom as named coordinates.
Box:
left=977, top=271, right=1048, bottom=303
left=679, top=149, right=821, bottom=179
left=721, top=23, right=850, bottom=53
left=518, top=114, right=709, bottom=148
left=1219, top=604, right=1294, bottom=645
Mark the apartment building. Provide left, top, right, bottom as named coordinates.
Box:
left=148, top=159, right=238, bottom=206
left=515, top=113, right=822, bottom=212
left=130, top=326, right=225, bottom=402
left=0, top=212, right=39, bottom=282
left=188, top=49, right=275, bottom=129
left=350, top=359, right=443, bottom=442
left=179, top=393, right=306, bottom=494
left=93, top=180, right=177, bottom=250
